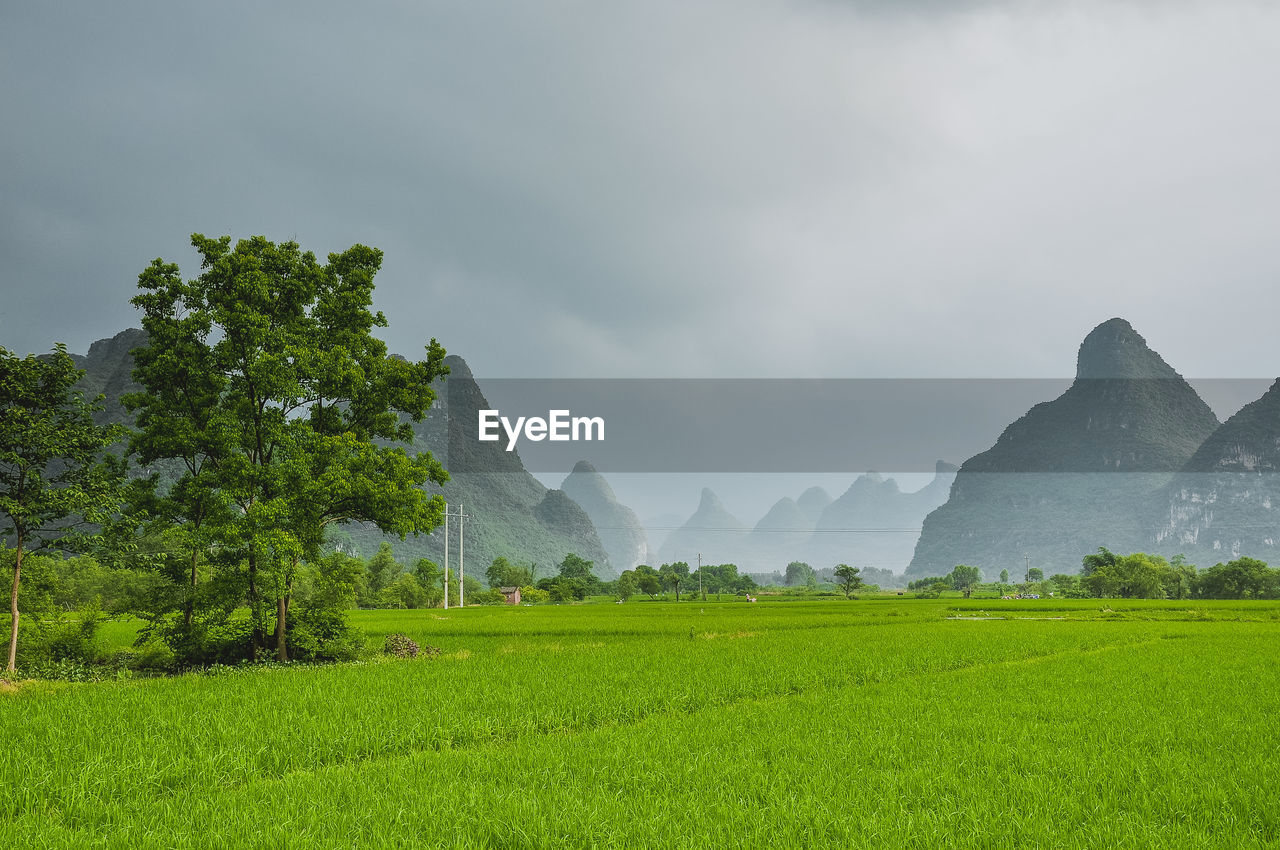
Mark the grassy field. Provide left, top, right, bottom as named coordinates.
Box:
left=3, top=598, right=1279, bottom=848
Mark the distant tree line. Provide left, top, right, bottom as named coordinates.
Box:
left=911, top=549, right=1280, bottom=600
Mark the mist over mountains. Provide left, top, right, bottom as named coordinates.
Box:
left=1155, top=378, right=1280, bottom=566
left=909, top=318, right=1277, bottom=578
left=655, top=466, right=955, bottom=574
left=50, top=317, right=1280, bottom=583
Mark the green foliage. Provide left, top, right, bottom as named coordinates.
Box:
left=125, top=234, right=449, bottom=661
left=635, top=565, right=662, bottom=599
left=519, top=585, right=551, bottom=604
left=833, top=564, right=864, bottom=599
left=1, top=344, right=125, bottom=670
left=363, top=543, right=402, bottom=599
left=1195, top=557, right=1280, bottom=599
left=1048, top=573, right=1086, bottom=598
left=784, top=561, right=816, bottom=587
left=413, top=558, right=444, bottom=608
left=949, top=565, right=983, bottom=597
left=486, top=556, right=533, bottom=589
left=616, top=570, right=639, bottom=601
left=1081, top=552, right=1174, bottom=599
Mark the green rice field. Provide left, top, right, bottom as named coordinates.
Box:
left=4, top=598, right=1279, bottom=848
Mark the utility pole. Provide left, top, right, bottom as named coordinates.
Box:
left=698, top=553, right=704, bottom=601
left=1024, top=553, right=1030, bottom=581
left=442, top=503, right=470, bottom=608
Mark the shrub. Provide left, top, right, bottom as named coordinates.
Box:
left=520, top=585, right=551, bottom=604
left=383, top=633, right=420, bottom=658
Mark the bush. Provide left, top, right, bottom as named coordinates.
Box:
left=469, top=587, right=506, bottom=605
left=383, top=633, right=420, bottom=658
left=520, top=585, right=550, bottom=604
left=16, top=605, right=111, bottom=667
left=129, top=640, right=178, bottom=674
left=289, top=608, right=365, bottom=662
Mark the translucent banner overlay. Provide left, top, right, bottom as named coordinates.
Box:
left=445, top=378, right=1275, bottom=473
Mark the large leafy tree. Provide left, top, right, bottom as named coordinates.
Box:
left=0, top=346, right=124, bottom=671
left=128, top=234, right=448, bottom=660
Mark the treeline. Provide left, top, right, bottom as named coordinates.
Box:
left=909, top=549, right=1280, bottom=600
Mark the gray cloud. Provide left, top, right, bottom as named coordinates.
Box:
left=3, top=0, right=1279, bottom=383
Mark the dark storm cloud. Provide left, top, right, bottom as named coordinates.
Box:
left=3, top=1, right=1279, bottom=382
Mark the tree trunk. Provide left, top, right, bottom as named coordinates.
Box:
left=275, top=594, right=289, bottom=662
left=183, top=547, right=199, bottom=630
left=247, top=547, right=265, bottom=659
left=274, top=559, right=296, bottom=663
left=7, top=531, right=24, bottom=673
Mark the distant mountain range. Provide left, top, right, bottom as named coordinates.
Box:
left=559, top=461, right=649, bottom=574
left=656, top=464, right=955, bottom=574
left=66, top=331, right=612, bottom=577
left=54, top=318, right=1280, bottom=582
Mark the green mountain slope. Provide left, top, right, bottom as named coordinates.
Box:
left=64, top=332, right=609, bottom=577
left=908, top=319, right=1220, bottom=578
left=1154, top=378, right=1280, bottom=564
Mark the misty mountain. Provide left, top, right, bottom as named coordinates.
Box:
left=559, top=460, right=649, bottom=573
left=747, top=496, right=813, bottom=564
left=654, top=470, right=952, bottom=575
left=908, top=318, right=1221, bottom=578
left=802, top=463, right=956, bottom=572
left=796, top=486, right=833, bottom=524
left=63, top=331, right=611, bottom=578
left=656, top=488, right=747, bottom=567
left=342, top=354, right=611, bottom=576
left=1154, top=378, right=1280, bottom=564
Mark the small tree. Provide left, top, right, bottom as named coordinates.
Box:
left=659, top=562, right=689, bottom=602
left=833, top=564, right=864, bottom=599
left=950, top=565, right=982, bottom=598
left=784, top=561, right=815, bottom=587
left=617, top=570, right=638, bottom=601
left=487, top=556, right=533, bottom=589
left=1025, top=567, right=1044, bottom=583
left=1, top=346, right=124, bottom=671
left=636, top=567, right=662, bottom=600
left=413, top=558, right=444, bottom=608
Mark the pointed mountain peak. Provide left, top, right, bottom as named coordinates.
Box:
left=698, top=487, right=723, bottom=511
left=560, top=459, right=618, bottom=502
left=753, top=497, right=809, bottom=533
left=1076, top=318, right=1178, bottom=380
left=442, top=354, right=473, bottom=379
left=796, top=486, right=833, bottom=522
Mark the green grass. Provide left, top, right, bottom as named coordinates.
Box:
left=3, top=599, right=1278, bottom=847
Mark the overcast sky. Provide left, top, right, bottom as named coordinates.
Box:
left=4, top=0, right=1279, bottom=382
